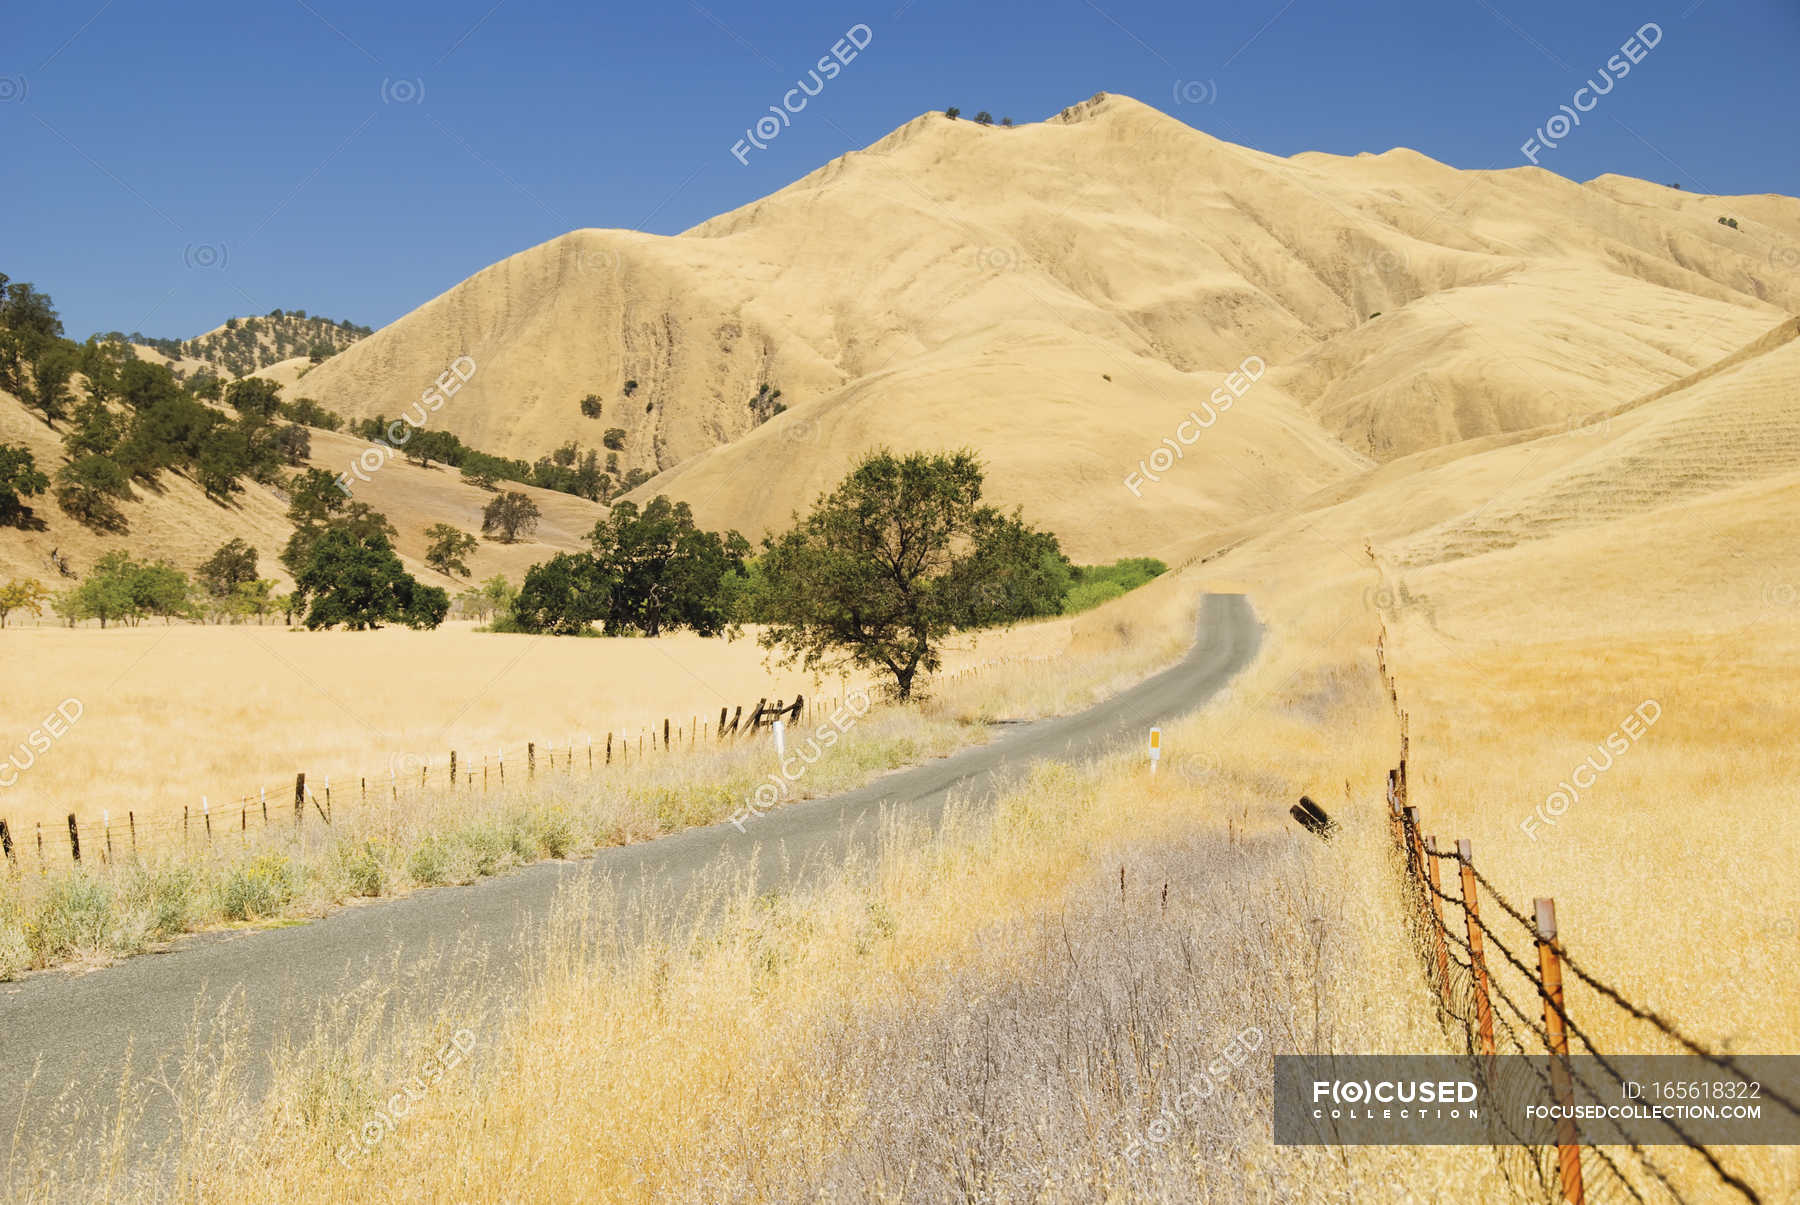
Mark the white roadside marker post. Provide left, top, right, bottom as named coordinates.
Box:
left=773, top=718, right=787, bottom=760
left=1148, top=727, right=1162, bottom=775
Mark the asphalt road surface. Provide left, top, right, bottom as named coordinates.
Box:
left=0, top=592, right=1260, bottom=1183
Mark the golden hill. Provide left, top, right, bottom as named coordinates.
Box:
left=281, top=93, right=1794, bottom=559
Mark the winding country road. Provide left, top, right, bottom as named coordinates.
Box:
left=0, top=593, right=1259, bottom=1178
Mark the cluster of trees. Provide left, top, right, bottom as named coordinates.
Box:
left=748, top=383, right=785, bottom=424
left=100, top=311, right=374, bottom=378
left=348, top=417, right=649, bottom=502
left=510, top=497, right=750, bottom=637
left=498, top=451, right=1081, bottom=700
left=1, top=272, right=321, bottom=534
left=943, top=108, right=1012, bottom=126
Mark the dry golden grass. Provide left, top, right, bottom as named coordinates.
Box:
left=0, top=596, right=1140, bottom=837
left=9, top=599, right=1531, bottom=1204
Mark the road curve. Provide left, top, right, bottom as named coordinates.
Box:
left=0, top=593, right=1260, bottom=1172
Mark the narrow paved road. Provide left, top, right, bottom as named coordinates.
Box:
left=0, top=593, right=1259, bottom=1177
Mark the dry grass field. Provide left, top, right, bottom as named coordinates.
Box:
left=0, top=603, right=1120, bottom=838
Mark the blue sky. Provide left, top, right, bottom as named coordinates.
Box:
left=7, top=0, right=1797, bottom=340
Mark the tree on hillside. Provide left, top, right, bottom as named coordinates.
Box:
left=602, top=428, right=626, bottom=451
left=481, top=491, right=540, bottom=543
left=198, top=538, right=259, bottom=598
left=579, top=394, right=603, bottom=418
left=585, top=496, right=749, bottom=636
left=754, top=449, right=1070, bottom=700
left=424, top=523, right=479, bottom=577
left=63, top=396, right=126, bottom=459
left=53, top=455, right=131, bottom=533
left=0, top=443, right=50, bottom=528
left=944, top=107, right=961, bottom=120
left=0, top=578, right=50, bottom=627
left=224, top=377, right=283, bottom=417
left=974, top=111, right=994, bottom=125
left=293, top=528, right=448, bottom=631
left=19, top=341, right=79, bottom=426
left=274, top=423, right=311, bottom=466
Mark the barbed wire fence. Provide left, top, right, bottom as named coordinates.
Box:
left=1374, top=626, right=1793, bottom=1204
left=0, top=693, right=832, bottom=872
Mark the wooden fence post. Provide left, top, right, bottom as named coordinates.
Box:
left=1403, top=806, right=1425, bottom=882
left=449, top=750, right=457, bottom=788
left=129, top=811, right=137, bottom=857
left=718, top=707, right=728, bottom=738
left=203, top=797, right=212, bottom=841
left=1424, top=836, right=1451, bottom=997
left=1536, top=898, right=1585, bottom=1205
left=37, top=822, right=45, bottom=872
left=528, top=742, right=536, bottom=779
left=67, top=813, right=80, bottom=864
left=0, top=819, right=12, bottom=867
left=1457, top=839, right=1496, bottom=1058
left=1387, top=769, right=1403, bottom=847
left=295, top=773, right=307, bottom=826
left=662, top=718, right=670, bottom=750
left=729, top=705, right=742, bottom=736
left=606, top=732, right=613, bottom=765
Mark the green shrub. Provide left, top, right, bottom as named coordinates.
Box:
left=407, top=834, right=456, bottom=886
left=525, top=805, right=578, bottom=859
left=335, top=839, right=387, bottom=897
left=29, top=874, right=114, bottom=960
left=217, top=852, right=297, bottom=920
left=122, top=865, right=200, bottom=939
left=457, top=824, right=512, bottom=878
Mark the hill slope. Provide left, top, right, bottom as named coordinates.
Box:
left=287, top=93, right=1795, bottom=556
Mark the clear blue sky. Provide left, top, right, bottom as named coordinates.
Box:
left=7, top=0, right=1797, bottom=340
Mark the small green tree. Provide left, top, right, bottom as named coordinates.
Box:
left=602, top=428, right=626, bottom=451
left=0, top=578, right=51, bottom=627
left=481, top=491, right=541, bottom=543
left=71, top=551, right=141, bottom=628
left=274, top=423, right=311, bottom=465
left=974, top=111, right=994, bottom=126
left=755, top=449, right=1069, bottom=699
left=0, top=443, right=50, bottom=528
left=53, top=455, right=130, bottom=533
left=579, top=394, right=603, bottom=418
left=945, top=107, right=961, bottom=120
left=423, top=523, right=479, bottom=577
left=224, top=377, right=283, bottom=417
left=198, top=538, right=259, bottom=598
